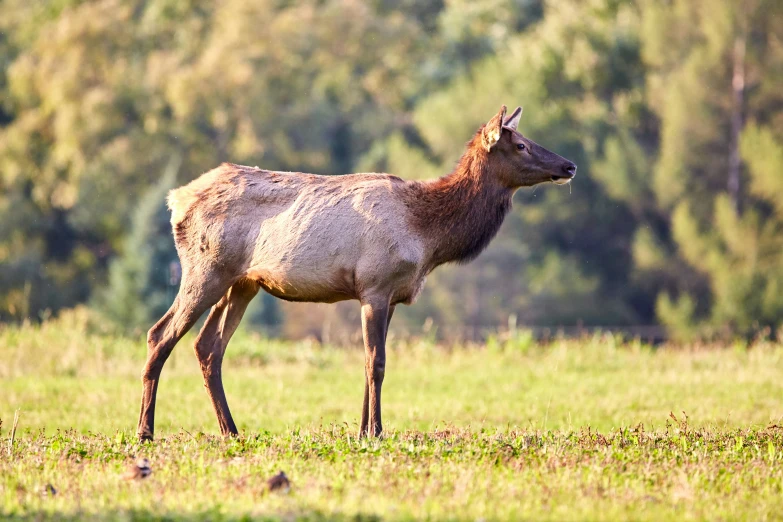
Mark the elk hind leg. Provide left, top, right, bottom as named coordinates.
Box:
left=137, top=274, right=231, bottom=441
left=193, top=278, right=259, bottom=437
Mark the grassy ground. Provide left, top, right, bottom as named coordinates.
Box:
left=2, top=311, right=783, bottom=520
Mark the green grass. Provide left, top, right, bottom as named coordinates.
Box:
left=2, top=310, right=783, bottom=520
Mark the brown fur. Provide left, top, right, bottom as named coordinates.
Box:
left=403, top=129, right=513, bottom=268
left=136, top=105, right=576, bottom=441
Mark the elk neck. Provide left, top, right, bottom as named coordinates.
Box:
left=404, top=138, right=514, bottom=269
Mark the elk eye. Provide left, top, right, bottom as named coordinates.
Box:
left=516, top=143, right=526, bottom=151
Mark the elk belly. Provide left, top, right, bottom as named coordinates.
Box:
left=246, top=266, right=357, bottom=304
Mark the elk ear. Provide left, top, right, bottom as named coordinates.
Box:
left=482, top=105, right=507, bottom=152
left=503, top=106, right=522, bottom=131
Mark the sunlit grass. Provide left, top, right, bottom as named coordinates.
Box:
left=1, top=311, right=783, bottom=520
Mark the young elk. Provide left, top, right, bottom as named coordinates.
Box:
left=137, top=105, right=576, bottom=441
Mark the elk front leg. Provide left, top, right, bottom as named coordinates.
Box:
left=359, top=299, right=391, bottom=438
left=361, top=304, right=394, bottom=436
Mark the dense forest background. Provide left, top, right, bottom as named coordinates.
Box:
left=0, top=0, right=781, bottom=341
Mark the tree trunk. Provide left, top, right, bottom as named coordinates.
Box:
left=728, top=31, right=746, bottom=213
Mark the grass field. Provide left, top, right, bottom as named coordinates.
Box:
left=2, top=311, right=783, bottom=521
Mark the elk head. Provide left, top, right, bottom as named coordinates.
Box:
left=481, top=105, right=577, bottom=188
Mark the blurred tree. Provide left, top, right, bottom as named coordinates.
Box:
left=0, top=0, right=780, bottom=340
left=94, top=154, right=181, bottom=334
left=633, top=0, right=783, bottom=339
left=657, top=122, right=783, bottom=339
left=246, top=293, right=284, bottom=338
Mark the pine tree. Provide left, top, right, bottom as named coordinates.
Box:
left=95, top=154, right=181, bottom=334
left=639, top=0, right=783, bottom=339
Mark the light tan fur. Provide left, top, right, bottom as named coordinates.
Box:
left=168, top=165, right=427, bottom=305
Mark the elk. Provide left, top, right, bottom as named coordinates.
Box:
left=137, top=105, right=576, bottom=441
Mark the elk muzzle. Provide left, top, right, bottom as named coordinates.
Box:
left=552, top=161, right=577, bottom=185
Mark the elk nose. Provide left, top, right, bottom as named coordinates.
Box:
left=563, top=162, right=577, bottom=177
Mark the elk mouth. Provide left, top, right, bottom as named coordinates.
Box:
left=551, top=174, right=573, bottom=185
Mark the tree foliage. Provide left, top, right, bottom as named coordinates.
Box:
left=0, top=0, right=781, bottom=340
